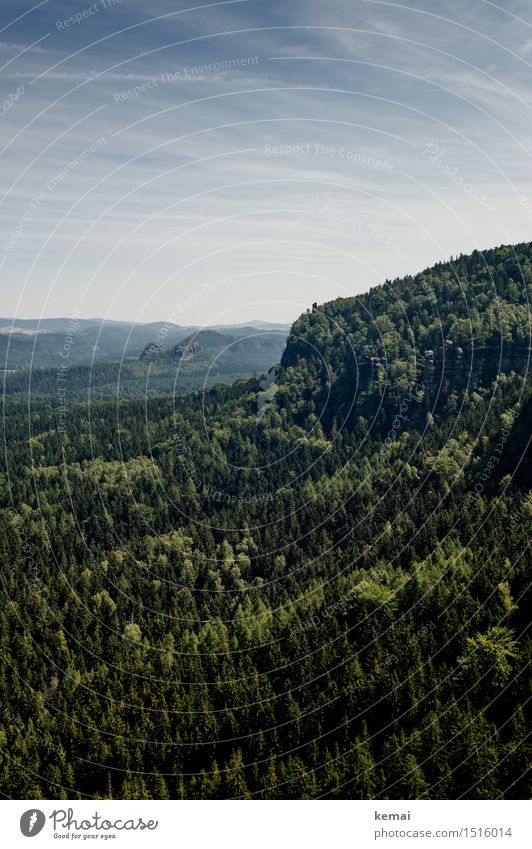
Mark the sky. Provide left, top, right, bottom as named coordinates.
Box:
left=1, top=0, right=532, bottom=326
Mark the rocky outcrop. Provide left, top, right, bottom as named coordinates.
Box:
left=351, top=339, right=529, bottom=408
left=140, top=340, right=203, bottom=363
left=356, top=354, right=386, bottom=392
left=140, top=342, right=163, bottom=362
left=170, top=341, right=202, bottom=362
left=422, top=340, right=530, bottom=404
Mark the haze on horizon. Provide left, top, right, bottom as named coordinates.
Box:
left=1, top=0, right=532, bottom=327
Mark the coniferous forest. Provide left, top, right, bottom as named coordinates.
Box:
left=0, top=242, right=530, bottom=800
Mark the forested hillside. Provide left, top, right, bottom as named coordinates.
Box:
left=2, top=328, right=287, bottom=402
left=0, top=243, right=530, bottom=800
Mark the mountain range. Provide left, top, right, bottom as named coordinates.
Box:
left=0, top=318, right=290, bottom=372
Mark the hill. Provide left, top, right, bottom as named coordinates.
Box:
left=0, top=242, right=529, bottom=800
left=0, top=318, right=290, bottom=372
left=2, top=328, right=288, bottom=402
left=279, top=242, right=530, bottom=432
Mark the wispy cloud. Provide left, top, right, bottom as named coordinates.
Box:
left=519, top=37, right=532, bottom=56
left=2, top=0, right=532, bottom=323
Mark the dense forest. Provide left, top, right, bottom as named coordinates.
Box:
left=0, top=242, right=530, bottom=800
left=1, top=328, right=287, bottom=402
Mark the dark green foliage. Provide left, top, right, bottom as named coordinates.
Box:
left=0, top=243, right=530, bottom=799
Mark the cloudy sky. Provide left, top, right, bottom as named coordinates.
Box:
left=1, top=0, right=532, bottom=326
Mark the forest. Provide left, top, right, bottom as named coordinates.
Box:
left=1, top=327, right=287, bottom=402
left=0, top=242, right=530, bottom=800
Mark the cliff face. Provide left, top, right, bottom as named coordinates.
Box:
left=353, top=340, right=530, bottom=408
left=334, top=339, right=530, bottom=429
left=170, top=341, right=202, bottom=362
left=139, top=340, right=202, bottom=363
left=356, top=354, right=385, bottom=392
left=140, top=342, right=163, bottom=362
left=421, top=340, right=530, bottom=404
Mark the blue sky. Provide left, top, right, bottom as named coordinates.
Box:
left=1, top=0, right=532, bottom=325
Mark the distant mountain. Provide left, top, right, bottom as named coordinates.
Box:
left=3, top=326, right=288, bottom=401
left=140, top=327, right=288, bottom=363
left=0, top=326, right=50, bottom=336
left=0, top=324, right=183, bottom=370
left=0, top=317, right=135, bottom=331
left=211, top=319, right=291, bottom=331
left=0, top=318, right=289, bottom=371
